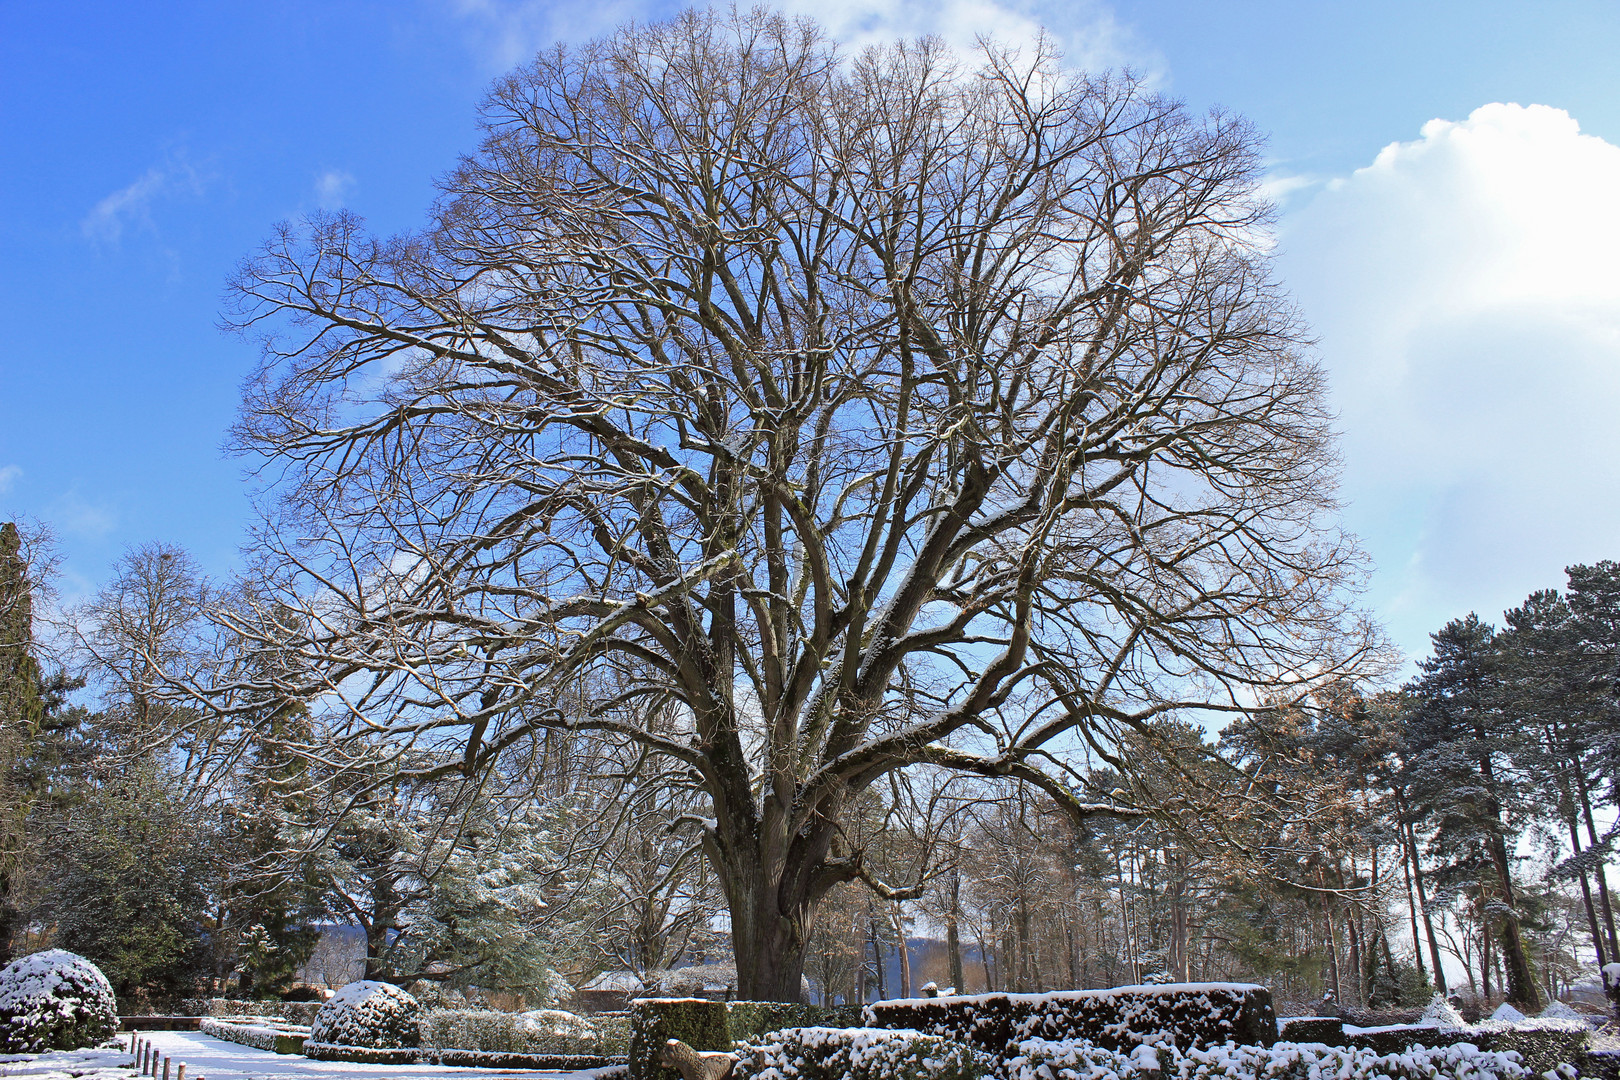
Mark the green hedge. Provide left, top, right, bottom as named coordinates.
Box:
left=733, top=1026, right=987, bottom=1080
left=1342, top=1018, right=1589, bottom=1072
left=629, top=999, right=732, bottom=1080
left=627, top=998, right=865, bottom=1080
left=301, top=1040, right=420, bottom=1064
left=863, top=983, right=1278, bottom=1059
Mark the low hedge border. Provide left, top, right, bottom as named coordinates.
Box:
left=301, top=1040, right=420, bottom=1065
left=303, top=1041, right=625, bottom=1069
left=199, top=1017, right=307, bottom=1054
left=422, top=1047, right=627, bottom=1069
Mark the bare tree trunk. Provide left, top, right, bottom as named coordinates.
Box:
left=946, top=869, right=965, bottom=993
left=1406, top=821, right=1448, bottom=993
left=893, top=903, right=911, bottom=999
left=1401, top=835, right=1428, bottom=983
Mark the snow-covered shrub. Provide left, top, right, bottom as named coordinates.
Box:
left=1539, top=1002, right=1584, bottom=1022
left=1421, top=994, right=1468, bottom=1029
left=1275, top=1016, right=1342, bottom=1044
left=198, top=1017, right=308, bottom=1054
left=421, top=1006, right=613, bottom=1056
left=630, top=997, right=731, bottom=1080
left=1005, top=1036, right=1534, bottom=1080
left=864, top=983, right=1278, bottom=1058
left=308, top=980, right=421, bottom=1048
left=0, top=949, right=118, bottom=1052
left=1490, top=1003, right=1527, bottom=1023
left=733, top=1026, right=988, bottom=1080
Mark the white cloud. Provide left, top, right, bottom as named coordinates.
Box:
left=447, top=0, right=1161, bottom=79
left=1279, top=103, right=1620, bottom=659
left=0, top=465, right=19, bottom=495
left=81, top=154, right=208, bottom=245
left=450, top=0, right=647, bottom=72
left=776, top=0, right=1159, bottom=76
left=315, top=169, right=357, bottom=210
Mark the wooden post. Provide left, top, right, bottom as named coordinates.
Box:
left=163, top=1056, right=171, bottom=1080
left=141, top=1044, right=149, bottom=1073
left=177, top=1063, right=186, bottom=1080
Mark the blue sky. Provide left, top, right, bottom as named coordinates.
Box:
left=3, top=0, right=1619, bottom=667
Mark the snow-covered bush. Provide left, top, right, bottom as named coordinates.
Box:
left=421, top=1006, right=616, bottom=1056
left=1420, top=994, right=1468, bottom=1029
left=0, top=949, right=118, bottom=1052
left=734, top=1026, right=988, bottom=1080
left=1539, top=1002, right=1584, bottom=1022
left=864, top=983, right=1278, bottom=1057
left=308, top=980, right=421, bottom=1048
left=1005, top=1037, right=1534, bottom=1080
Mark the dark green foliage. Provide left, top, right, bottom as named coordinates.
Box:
left=863, top=984, right=1278, bottom=1059
left=1277, top=1016, right=1343, bottom=1043
left=41, top=762, right=217, bottom=1005
left=1365, top=961, right=1434, bottom=1008
left=628, top=998, right=730, bottom=1080
left=726, top=1001, right=861, bottom=1042
left=733, top=1027, right=987, bottom=1080
left=301, top=1042, right=421, bottom=1064
left=423, top=1048, right=626, bottom=1069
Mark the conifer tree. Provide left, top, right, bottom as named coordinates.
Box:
left=1403, top=616, right=1541, bottom=1009
left=0, top=523, right=46, bottom=962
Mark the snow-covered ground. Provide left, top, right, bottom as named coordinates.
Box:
left=0, top=1032, right=610, bottom=1080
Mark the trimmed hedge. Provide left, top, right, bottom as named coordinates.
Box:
left=1342, top=1018, right=1589, bottom=1072
left=179, top=999, right=321, bottom=1025
left=0, top=950, right=119, bottom=1053
left=630, top=998, right=732, bottom=1080
left=726, top=1002, right=862, bottom=1043
left=309, top=981, right=420, bottom=1049
left=628, top=997, right=866, bottom=1080
left=732, top=1026, right=988, bottom=1080
left=198, top=1017, right=308, bottom=1054
left=1006, top=1036, right=1537, bottom=1080
left=863, top=983, right=1278, bottom=1058
left=1276, top=1017, right=1342, bottom=1044
left=421, top=1007, right=626, bottom=1057
left=422, top=1047, right=627, bottom=1069
left=302, top=1040, right=421, bottom=1064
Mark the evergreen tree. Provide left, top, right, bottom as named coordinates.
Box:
left=1402, top=615, right=1541, bottom=1009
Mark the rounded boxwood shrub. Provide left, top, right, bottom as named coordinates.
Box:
left=309, top=980, right=421, bottom=1049
left=0, top=949, right=119, bottom=1052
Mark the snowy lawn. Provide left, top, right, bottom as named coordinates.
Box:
left=1, top=1032, right=613, bottom=1080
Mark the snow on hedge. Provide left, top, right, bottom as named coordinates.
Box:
left=1005, top=1037, right=1537, bottom=1080
left=734, top=1025, right=989, bottom=1080
left=420, top=1006, right=624, bottom=1056
left=0, top=949, right=118, bottom=1053
left=307, top=980, right=420, bottom=1049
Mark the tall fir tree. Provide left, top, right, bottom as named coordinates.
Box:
left=1403, top=615, right=1541, bottom=1009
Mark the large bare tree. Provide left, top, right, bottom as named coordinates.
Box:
left=221, top=10, right=1374, bottom=1000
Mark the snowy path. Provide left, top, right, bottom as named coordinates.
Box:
left=0, top=1033, right=608, bottom=1080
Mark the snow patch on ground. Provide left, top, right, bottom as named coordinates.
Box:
left=14, top=1031, right=616, bottom=1080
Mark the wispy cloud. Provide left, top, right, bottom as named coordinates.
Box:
left=447, top=0, right=1161, bottom=80
left=47, top=490, right=117, bottom=538
left=315, top=169, right=357, bottom=210
left=451, top=0, right=647, bottom=72
left=81, top=153, right=210, bottom=245
left=0, top=465, right=20, bottom=496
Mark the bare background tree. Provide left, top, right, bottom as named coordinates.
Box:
left=217, top=9, right=1374, bottom=1000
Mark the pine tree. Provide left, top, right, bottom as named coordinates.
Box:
left=1403, top=615, right=1541, bottom=1009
